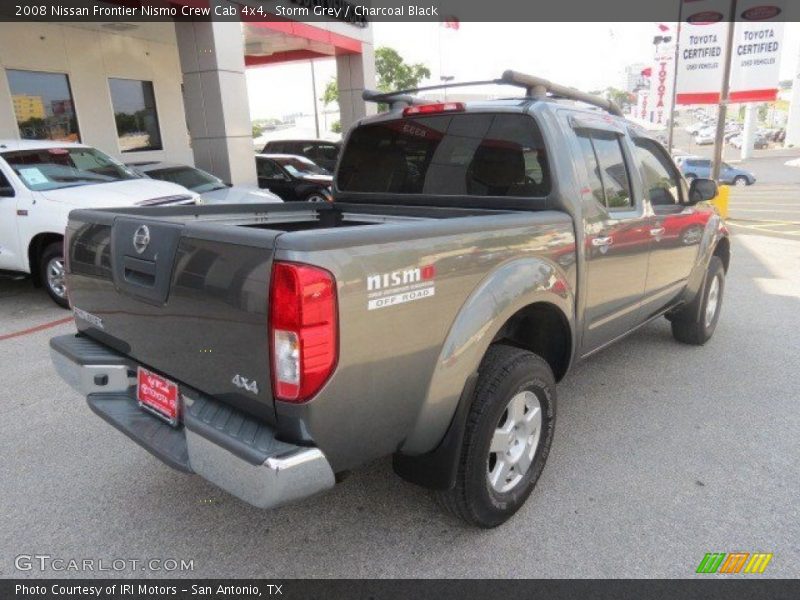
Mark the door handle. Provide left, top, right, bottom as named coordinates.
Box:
left=649, top=227, right=666, bottom=237
left=591, top=236, right=613, bottom=247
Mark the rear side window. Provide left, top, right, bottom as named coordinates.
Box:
left=575, top=130, right=632, bottom=210
left=338, top=113, right=550, bottom=198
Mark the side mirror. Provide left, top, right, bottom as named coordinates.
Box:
left=0, top=185, right=15, bottom=197
left=688, top=178, right=717, bottom=205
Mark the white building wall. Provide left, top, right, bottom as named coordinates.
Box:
left=0, top=22, right=193, bottom=164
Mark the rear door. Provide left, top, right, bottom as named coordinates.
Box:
left=570, top=122, right=651, bottom=354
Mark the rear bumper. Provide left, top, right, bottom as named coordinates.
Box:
left=49, top=334, right=335, bottom=509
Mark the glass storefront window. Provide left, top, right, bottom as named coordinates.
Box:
left=6, top=69, right=80, bottom=142
left=108, top=78, right=163, bottom=152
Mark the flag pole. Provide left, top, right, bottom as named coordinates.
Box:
left=667, top=1, right=684, bottom=154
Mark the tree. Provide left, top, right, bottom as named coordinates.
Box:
left=321, top=46, right=431, bottom=107
left=374, top=47, right=431, bottom=93
left=604, top=87, right=634, bottom=110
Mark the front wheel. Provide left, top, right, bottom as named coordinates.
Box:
left=437, top=344, right=556, bottom=528
left=733, top=176, right=748, bottom=187
left=671, top=256, right=725, bottom=345
left=40, top=241, right=69, bottom=308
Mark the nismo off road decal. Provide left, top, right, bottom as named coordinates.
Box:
left=366, top=264, right=436, bottom=310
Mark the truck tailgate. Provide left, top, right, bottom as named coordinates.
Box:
left=65, top=211, right=279, bottom=422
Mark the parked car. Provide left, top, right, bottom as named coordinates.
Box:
left=680, top=158, right=756, bottom=186
left=729, top=134, right=768, bottom=150
left=694, top=131, right=715, bottom=145
left=0, top=140, right=198, bottom=307
left=51, top=73, right=730, bottom=528
left=260, top=140, right=340, bottom=173
left=128, top=161, right=282, bottom=205
left=673, top=153, right=700, bottom=167
left=255, top=154, right=333, bottom=202
left=685, top=122, right=705, bottom=135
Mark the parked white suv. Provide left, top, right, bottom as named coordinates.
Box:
left=0, top=140, right=198, bottom=307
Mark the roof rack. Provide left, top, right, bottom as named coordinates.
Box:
left=362, top=70, right=622, bottom=117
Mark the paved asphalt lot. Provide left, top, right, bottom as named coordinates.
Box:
left=1, top=231, right=799, bottom=579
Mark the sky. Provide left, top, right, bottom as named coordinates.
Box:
left=246, top=22, right=800, bottom=122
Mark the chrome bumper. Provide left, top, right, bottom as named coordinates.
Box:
left=49, top=334, right=335, bottom=510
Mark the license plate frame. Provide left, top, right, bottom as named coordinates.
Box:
left=136, top=367, right=180, bottom=427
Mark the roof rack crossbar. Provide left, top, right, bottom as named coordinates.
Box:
left=363, top=71, right=623, bottom=117
left=500, top=70, right=623, bottom=116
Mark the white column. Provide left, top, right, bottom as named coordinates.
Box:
left=174, top=8, right=256, bottom=186
left=786, top=44, right=800, bottom=147
left=336, top=43, right=377, bottom=134
left=740, top=103, right=757, bottom=160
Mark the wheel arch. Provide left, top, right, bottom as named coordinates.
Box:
left=713, top=235, right=730, bottom=273
left=393, top=256, right=575, bottom=490
left=27, top=232, right=63, bottom=287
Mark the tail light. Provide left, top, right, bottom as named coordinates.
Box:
left=269, top=261, right=338, bottom=402
left=403, top=102, right=465, bottom=117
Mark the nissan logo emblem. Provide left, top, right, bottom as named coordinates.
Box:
left=133, top=225, right=150, bottom=254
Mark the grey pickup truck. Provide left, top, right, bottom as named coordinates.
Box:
left=50, top=72, right=729, bottom=527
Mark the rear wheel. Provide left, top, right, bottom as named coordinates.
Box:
left=671, top=256, right=724, bottom=345
left=305, top=191, right=329, bottom=203
left=437, top=344, right=556, bottom=528
left=40, top=241, right=69, bottom=308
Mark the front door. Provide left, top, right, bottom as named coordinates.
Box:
left=633, top=137, right=710, bottom=317
left=0, top=166, right=22, bottom=271
left=572, top=127, right=651, bottom=354
left=256, top=157, right=294, bottom=200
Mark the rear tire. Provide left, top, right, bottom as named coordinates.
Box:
left=437, top=344, right=556, bottom=528
left=671, top=256, right=724, bottom=345
left=40, top=241, right=69, bottom=308
left=305, top=192, right=329, bottom=203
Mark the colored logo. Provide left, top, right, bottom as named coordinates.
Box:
left=696, top=552, right=773, bottom=574
left=741, top=5, right=781, bottom=20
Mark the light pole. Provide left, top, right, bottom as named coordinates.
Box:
left=440, top=75, right=454, bottom=100
left=310, top=60, right=320, bottom=138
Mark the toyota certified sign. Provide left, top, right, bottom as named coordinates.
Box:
left=675, top=0, right=785, bottom=105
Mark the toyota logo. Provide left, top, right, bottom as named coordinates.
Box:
left=132, top=225, right=150, bottom=254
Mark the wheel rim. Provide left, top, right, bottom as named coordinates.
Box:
left=307, top=194, right=326, bottom=202
left=735, top=178, right=747, bottom=186
left=46, top=256, right=66, bottom=299
left=705, top=275, right=721, bottom=328
left=487, top=390, right=542, bottom=494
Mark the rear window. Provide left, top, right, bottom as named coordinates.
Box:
left=337, top=113, right=550, bottom=197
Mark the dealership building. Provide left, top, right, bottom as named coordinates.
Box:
left=0, top=1, right=376, bottom=185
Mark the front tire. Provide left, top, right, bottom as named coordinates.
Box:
left=40, top=241, right=69, bottom=308
left=733, top=176, right=748, bottom=187
left=437, top=344, right=556, bottom=528
left=671, top=256, right=725, bottom=345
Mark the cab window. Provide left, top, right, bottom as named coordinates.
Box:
left=634, top=138, right=682, bottom=206
left=575, top=130, right=633, bottom=211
